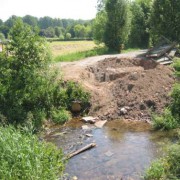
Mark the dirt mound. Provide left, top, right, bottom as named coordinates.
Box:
left=58, top=53, right=175, bottom=121
left=86, top=57, right=175, bottom=121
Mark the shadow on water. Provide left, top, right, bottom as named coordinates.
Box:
left=44, top=119, right=174, bottom=180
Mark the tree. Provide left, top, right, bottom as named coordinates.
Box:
left=150, top=0, right=180, bottom=43
left=23, top=15, right=38, bottom=27
left=54, top=26, right=62, bottom=37
left=104, top=0, right=130, bottom=52
left=0, top=19, right=3, bottom=26
left=38, top=16, right=54, bottom=29
left=0, top=25, right=9, bottom=38
left=0, top=19, right=56, bottom=128
left=0, top=32, right=5, bottom=41
left=44, top=27, right=55, bottom=38
left=74, top=24, right=86, bottom=38
left=4, top=15, right=20, bottom=29
left=65, top=33, right=71, bottom=39
left=93, top=10, right=107, bottom=43
left=128, top=0, right=152, bottom=48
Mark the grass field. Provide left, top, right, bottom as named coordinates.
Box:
left=49, top=41, right=97, bottom=57
left=49, top=40, right=140, bottom=62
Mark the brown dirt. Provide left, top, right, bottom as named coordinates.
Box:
left=56, top=51, right=175, bottom=121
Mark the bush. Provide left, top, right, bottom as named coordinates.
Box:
left=51, top=109, right=71, bottom=124
left=0, top=126, right=66, bottom=179
left=145, top=144, right=180, bottom=180
left=144, top=159, right=166, bottom=180
left=65, top=81, right=90, bottom=112
left=170, top=83, right=180, bottom=121
left=0, top=20, right=90, bottom=128
left=152, top=109, right=178, bottom=130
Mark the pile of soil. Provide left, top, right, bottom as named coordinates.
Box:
left=58, top=53, right=175, bottom=121
left=86, top=57, right=175, bottom=121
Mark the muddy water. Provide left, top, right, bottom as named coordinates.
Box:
left=45, top=119, right=172, bottom=180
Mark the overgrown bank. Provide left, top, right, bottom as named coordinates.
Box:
left=145, top=59, right=180, bottom=180
left=0, top=20, right=90, bottom=179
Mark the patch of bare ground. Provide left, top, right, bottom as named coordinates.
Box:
left=56, top=51, right=175, bottom=121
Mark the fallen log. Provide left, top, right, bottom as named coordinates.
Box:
left=67, top=143, right=96, bottom=159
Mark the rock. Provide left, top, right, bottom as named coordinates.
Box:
left=105, top=151, right=114, bottom=157
left=82, top=116, right=98, bottom=124
left=95, top=120, right=107, bottom=128
left=82, top=125, right=89, bottom=130
left=120, top=108, right=127, bottom=115
left=72, top=176, right=78, bottom=180
left=120, top=106, right=130, bottom=115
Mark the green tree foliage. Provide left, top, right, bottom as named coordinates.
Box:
left=150, top=0, right=180, bottom=43
left=23, top=15, right=38, bottom=27
left=0, top=126, right=65, bottom=179
left=54, top=26, right=62, bottom=37
left=128, top=0, right=152, bottom=48
left=0, top=32, right=5, bottom=41
left=0, top=19, right=3, bottom=26
left=93, top=10, right=107, bottom=44
left=0, top=20, right=53, bottom=127
left=65, top=32, right=72, bottom=39
left=74, top=24, right=86, bottom=38
left=104, top=0, right=130, bottom=52
left=0, top=20, right=90, bottom=128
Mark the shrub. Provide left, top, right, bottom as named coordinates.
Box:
left=0, top=126, right=66, bottom=179
left=145, top=144, right=180, bottom=180
left=0, top=20, right=90, bottom=129
left=144, top=159, right=166, bottom=180
left=170, top=83, right=180, bottom=121
left=51, top=109, right=71, bottom=124
left=65, top=81, right=90, bottom=112
left=152, top=109, right=178, bottom=130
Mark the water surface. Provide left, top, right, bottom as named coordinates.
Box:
left=45, top=119, right=171, bottom=180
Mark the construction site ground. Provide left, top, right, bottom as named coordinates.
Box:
left=55, top=50, right=175, bottom=121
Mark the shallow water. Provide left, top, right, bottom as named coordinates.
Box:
left=45, top=119, right=172, bottom=180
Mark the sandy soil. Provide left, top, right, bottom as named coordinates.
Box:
left=55, top=50, right=175, bottom=121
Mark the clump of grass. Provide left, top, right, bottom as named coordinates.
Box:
left=51, top=109, right=71, bottom=124
left=0, top=126, right=66, bottom=179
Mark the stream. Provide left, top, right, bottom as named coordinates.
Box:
left=44, top=119, right=173, bottom=180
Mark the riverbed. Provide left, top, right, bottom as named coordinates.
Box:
left=44, top=119, right=172, bottom=180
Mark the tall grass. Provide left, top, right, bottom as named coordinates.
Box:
left=0, top=126, right=66, bottom=179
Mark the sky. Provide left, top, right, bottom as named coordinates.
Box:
left=0, top=0, right=98, bottom=21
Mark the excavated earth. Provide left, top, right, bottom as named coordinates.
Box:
left=56, top=51, right=175, bottom=121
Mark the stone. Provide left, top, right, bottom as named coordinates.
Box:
left=72, top=176, right=78, bottom=180
left=120, top=107, right=127, bottom=115
left=105, top=151, right=114, bottom=157
left=120, top=106, right=130, bottom=115
left=82, top=125, right=89, bottom=130
left=82, top=116, right=98, bottom=124
left=95, top=120, right=107, bottom=128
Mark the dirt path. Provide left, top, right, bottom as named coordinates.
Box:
left=55, top=50, right=175, bottom=121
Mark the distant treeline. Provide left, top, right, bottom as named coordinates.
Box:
left=0, top=15, right=93, bottom=40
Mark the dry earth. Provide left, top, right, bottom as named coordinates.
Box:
left=55, top=50, right=175, bottom=121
